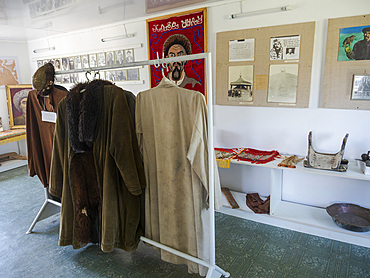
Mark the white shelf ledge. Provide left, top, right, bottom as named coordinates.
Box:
left=220, top=190, right=370, bottom=248
left=0, top=160, right=27, bottom=173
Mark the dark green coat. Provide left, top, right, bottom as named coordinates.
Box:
left=49, top=82, right=145, bottom=252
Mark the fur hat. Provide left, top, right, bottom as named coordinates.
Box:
left=13, top=89, right=31, bottom=111
left=32, top=62, right=55, bottom=92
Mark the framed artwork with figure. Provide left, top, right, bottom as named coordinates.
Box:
left=146, top=8, right=207, bottom=97
left=6, top=84, right=32, bottom=129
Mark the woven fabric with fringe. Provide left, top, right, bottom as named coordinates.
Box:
left=237, top=148, right=280, bottom=164
left=215, top=148, right=244, bottom=168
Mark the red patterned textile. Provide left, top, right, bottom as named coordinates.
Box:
left=237, top=148, right=280, bottom=164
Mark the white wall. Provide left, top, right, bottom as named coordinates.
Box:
left=13, top=0, right=370, bottom=207
left=0, top=41, right=31, bottom=156
left=207, top=0, right=370, bottom=207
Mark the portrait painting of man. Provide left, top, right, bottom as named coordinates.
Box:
left=147, top=8, right=206, bottom=96
left=339, top=25, right=370, bottom=61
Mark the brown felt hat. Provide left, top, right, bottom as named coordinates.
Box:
left=32, top=62, right=55, bottom=91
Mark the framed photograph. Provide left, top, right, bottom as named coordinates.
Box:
left=124, top=49, right=134, bottom=63
left=147, top=8, right=207, bottom=96
left=61, top=58, right=69, bottom=71
left=6, top=84, right=32, bottom=129
left=54, top=58, right=61, bottom=71
left=75, top=56, right=82, bottom=70
left=127, top=68, right=139, bottom=81
left=69, top=57, right=75, bottom=70
left=106, top=51, right=115, bottom=66
left=228, top=65, right=253, bottom=102
left=268, top=64, right=299, bottom=103
left=97, top=52, right=106, bottom=67
left=62, top=74, right=70, bottom=84
left=105, top=71, right=116, bottom=82
left=351, top=75, right=370, bottom=100
left=270, top=36, right=300, bottom=60
left=115, top=50, right=123, bottom=65
left=37, top=60, right=43, bottom=68
left=89, top=54, right=97, bottom=68
left=55, top=75, right=62, bottom=83
left=116, top=70, right=127, bottom=81
left=82, top=55, right=89, bottom=69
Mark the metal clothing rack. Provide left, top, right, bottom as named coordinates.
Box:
left=31, top=52, right=229, bottom=278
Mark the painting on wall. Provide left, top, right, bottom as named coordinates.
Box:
left=6, top=85, right=32, bottom=129
left=147, top=8, right=207, bottom=96
left=0, top=56, right=19, bottom=87
left=338, top=25, right=370, bottom=61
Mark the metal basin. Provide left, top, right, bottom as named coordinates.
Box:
left=326, top=203, right=370, bottom=232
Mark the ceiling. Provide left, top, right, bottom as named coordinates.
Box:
left=0, top=0, right=222, bottom=42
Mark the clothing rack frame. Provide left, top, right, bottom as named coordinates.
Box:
left=30, top=52, right=230, bottom=278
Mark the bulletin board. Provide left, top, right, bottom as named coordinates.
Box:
left=216, top=22, right=315, bottom=107
left=322, top=14, right=370, bottom=110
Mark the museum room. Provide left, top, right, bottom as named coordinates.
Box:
left=0, top=0, right=369, bottom=277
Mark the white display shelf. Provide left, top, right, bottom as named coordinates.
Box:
left=0, top=159, right=27, bottom=173
left=218, top=159, right=370, bottom=248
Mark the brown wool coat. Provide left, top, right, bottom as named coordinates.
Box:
left=26, top=85, right=68, bottom=188
left=49, top=83, right=146, bottom=252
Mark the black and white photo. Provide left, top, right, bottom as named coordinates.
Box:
left=125, top=49, right=134, bottom=63
left=268, top=64, right=298, bottom=103
left=61, top=58, right=69, bottom=71
left=115, top=50, right=124, bottom=65
left=75, top=56, right=82, bottom=70
left=228, top=65, right=253, bottom=102
left=97, top=52, right=106, bottom=67
left=82, top=55, right=89, bottom=69
left=116, top=70, right=127, bottom=81
left=89, top=54, right=97, bottom=68
left=105, top=71, right=116, bottom=82
left=106, top=52, right=115, bottom=66
left=127, top=68, right=139, bottom=80
left=69, top=57, right=75, bottom=70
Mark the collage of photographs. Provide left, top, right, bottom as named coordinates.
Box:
left=37, top=48, right=138, bottom=84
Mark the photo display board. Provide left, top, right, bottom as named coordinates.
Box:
left=322, top=14, right=370, bottom=110
left=216, top=22, right=315, bottom=107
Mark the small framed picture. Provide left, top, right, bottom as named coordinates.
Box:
left=55, top=75, right=62, bottom=83
left=54, top=58, right=62, bottom=71
left=75, top=56, right=82, bottom=70
left=6, top=84, right=33, bottom=129
left=62, top=74, right=70, bottom=84
left=89, top=54, right=97, bottom=68
left=116, top=70, right=127, bottom=81
left=106, top=51, right=115, bottom=66
left=351, top=75, right=370, bottom=100
left=43, top=59, right=49, bottom=65
left=115, top=50, right=124, bottom=65
left=37, top=60, right=43, bottom=68
left=61, top=58, right=69, bottom=71
left=105, top=71, right=116, bottom=82
left=124, top=49, right=134, bottom=63
left=97, top=52, right=106, bottom=67
left=69, top=57, right=75, bottom=70
left=127, top=68, right=139, bottom=80
left=82, top=55, right=89, bottom=69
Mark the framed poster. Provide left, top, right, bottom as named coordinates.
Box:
left=147, top=8, right=207, bottom=96
left=6, top=85, right=32, bottom=129
left=338, top=25, right=370, bottom=61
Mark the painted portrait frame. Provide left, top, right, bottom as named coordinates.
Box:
left=6, top=84, right=32, bottom=129
left=146, top=8, right=207, bottom=98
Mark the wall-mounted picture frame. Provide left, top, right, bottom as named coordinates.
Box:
left=147, top=8, right=207, bottom=97
left=6, top=84, right=32, bottom=129
left=115, top=50, right=123, bottom=65
left=351, top=75, right=370, bottom=100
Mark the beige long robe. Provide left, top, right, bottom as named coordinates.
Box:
left=136, top=77, right=222, bottom=276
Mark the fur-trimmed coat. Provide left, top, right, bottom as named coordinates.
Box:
left=49, top=80, right=145, bottom=252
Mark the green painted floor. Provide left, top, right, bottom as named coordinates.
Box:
left=0, top=166, right=369, bottom=278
